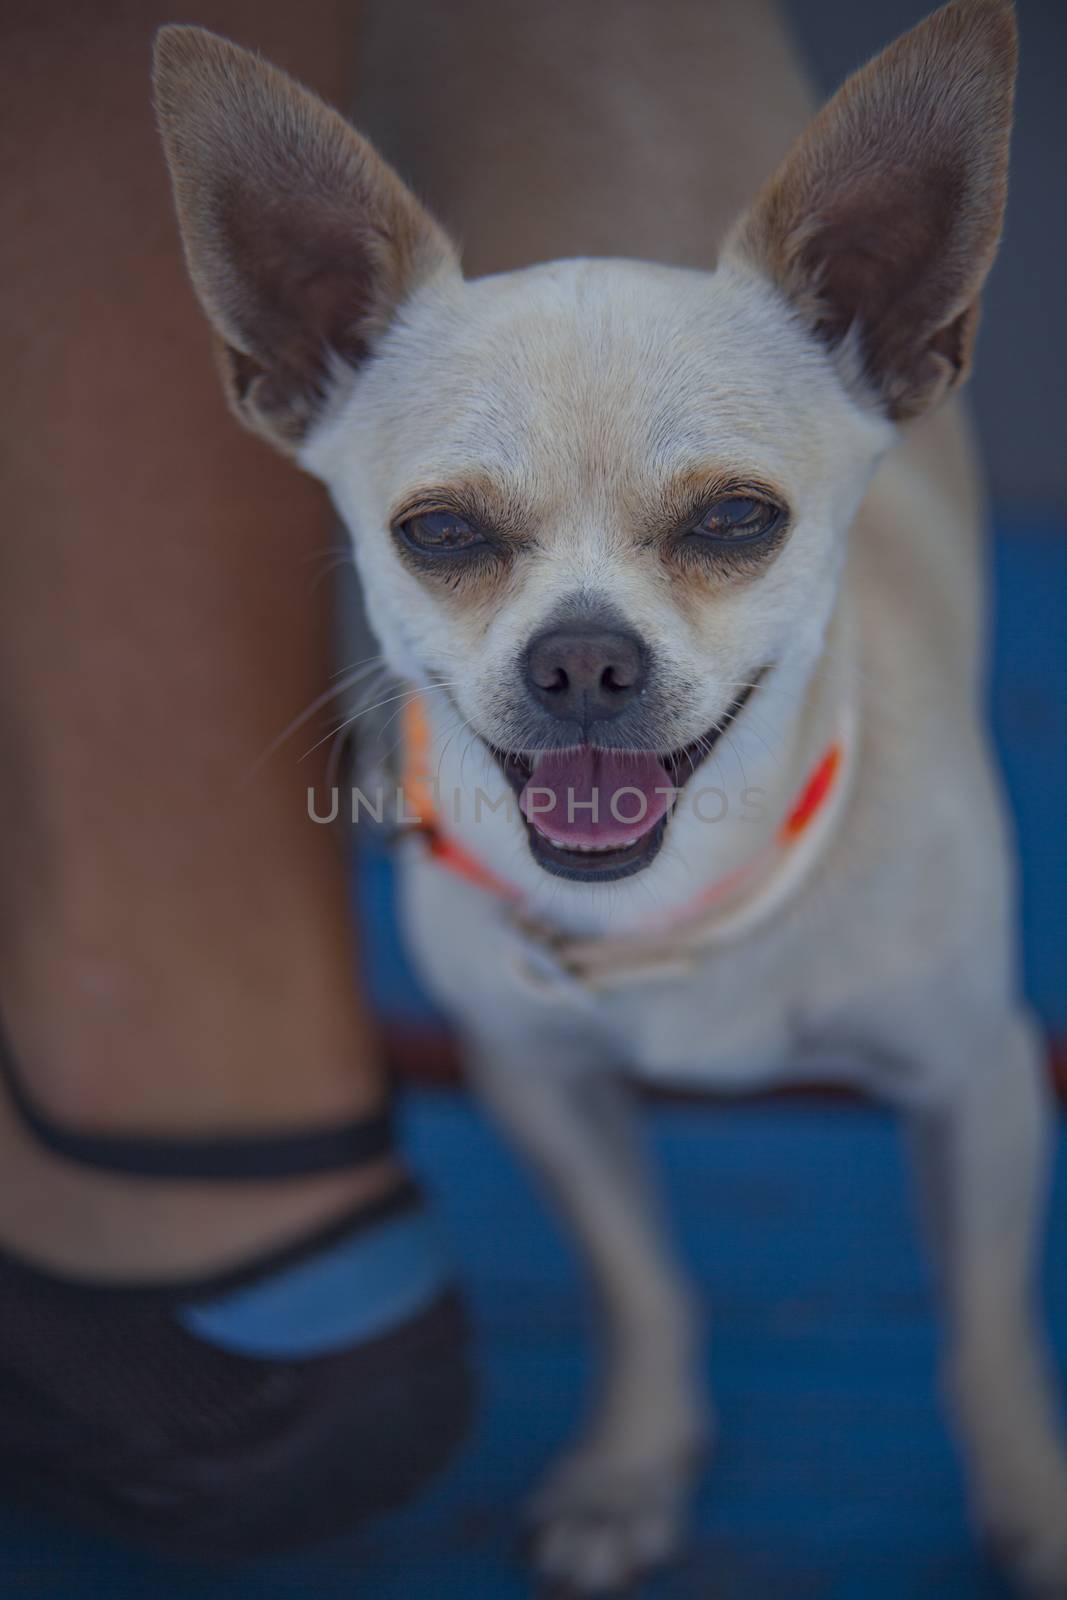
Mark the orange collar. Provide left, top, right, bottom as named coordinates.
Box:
left=399, top=696, right=522, bottom=900
left=399, top=695, right=844, bottom=917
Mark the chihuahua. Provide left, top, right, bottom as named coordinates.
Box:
left=155, top=2, right=1067, bottom=1592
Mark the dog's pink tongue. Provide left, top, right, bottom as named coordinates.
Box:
left=519, top=748, right=672, bottom=848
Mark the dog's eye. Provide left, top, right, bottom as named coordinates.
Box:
left=398, top=511, right=486, bottom=553
left=691, top=497, right=782, bottom=543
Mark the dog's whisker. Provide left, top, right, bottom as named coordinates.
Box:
left=242, top=664, right=393, bottom=782
left=324, top=725, right=352, bottom=791
left=330, top=651, right=385, bottom=682
left=308, top=555, right=353, bottom=594
left=300, top=685, right=433, bottom=762
left=729, top=707, right=786, bottom=776
left=432, top=709, right=480, bottom=793
left=375, top=681, right=463, bottom=748
left=459, top=724, right=481, bottom=791
left=298, top=541, right=349, bottom=569
left=305, top=679, right=465, bottom=764
left=345, top=665, right=397, bottom=712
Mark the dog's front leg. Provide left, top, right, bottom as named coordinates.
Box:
left=902, top=1010, right=1067, bottom=1596
left=467, top=1038, right=707, bottom=1595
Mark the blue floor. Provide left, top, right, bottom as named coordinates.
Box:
left=2, top=1094, right=1065, bottom=1598
left=989, top=522, right=1067, bottom=1032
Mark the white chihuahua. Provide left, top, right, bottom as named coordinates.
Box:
left=155, top=3, right=1067, bottom=1592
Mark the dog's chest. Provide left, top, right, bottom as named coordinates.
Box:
left=594, top=965, right=795, bottom=1086
left=399, top=849, right=806, bottom=1087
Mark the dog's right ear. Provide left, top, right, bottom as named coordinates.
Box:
left=723, top=0, right=1016, bottom=421
left=153, top=26, right=458, bottom=454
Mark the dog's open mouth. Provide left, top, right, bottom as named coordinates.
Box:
left=490, top=685, right=757, bottom=883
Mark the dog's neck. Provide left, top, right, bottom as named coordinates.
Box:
left=420, top=594, right=855, bottom=941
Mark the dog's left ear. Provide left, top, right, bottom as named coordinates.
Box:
left=153, top=26, right=458, bottom=454
left=724, top=0, right=1016, bottom=420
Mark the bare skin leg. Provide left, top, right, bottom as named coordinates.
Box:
left=0, top=1, right=395, bottom=1280
left=1, top=0, right=805, bottom=1286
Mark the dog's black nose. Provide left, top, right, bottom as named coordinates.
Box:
left=524, top=625, right=646, bottom=727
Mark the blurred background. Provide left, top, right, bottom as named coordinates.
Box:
left=2, top=2, right=1063, bottom=1597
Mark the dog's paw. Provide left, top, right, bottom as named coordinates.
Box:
left=523, top=1444, right=700, bottom=1596
left=987, top=1525, right=1067, bottom=1599
left=976, top=1445, right=1067, bottom=1597
left=982, top=1488, right=1067, bottom=1598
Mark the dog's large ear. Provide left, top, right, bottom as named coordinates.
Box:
left=153, top=26, right=458, bottom=453
left=723, top=0, right=1016, bottom=420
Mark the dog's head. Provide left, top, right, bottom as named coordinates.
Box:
left=154, top=1, right=1014, bottom=891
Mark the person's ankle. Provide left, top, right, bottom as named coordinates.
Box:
left=0, top=1077, right=404, bottom=1284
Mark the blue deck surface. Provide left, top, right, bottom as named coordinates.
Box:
left=0, top=523, right=1063, bottom=1595
left=2, top=1095, right=1064, bottom=1598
